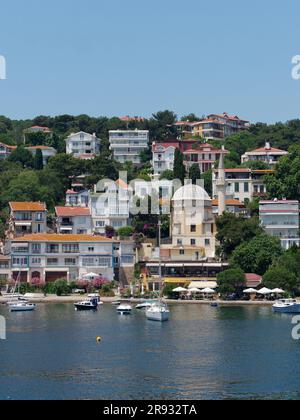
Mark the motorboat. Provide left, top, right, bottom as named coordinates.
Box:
left=273, top=299, right=300, bottom=314
left=146, top=303, right=170, bottom=322
left=136, top=300, right=157, bottom=310
left=117, top=303, right=132, bottom=315
left=74, top=298, right=98, bottom=311
left=87, top=294, right=103, bottom=305
left=9, top=302, right=36, bottom=312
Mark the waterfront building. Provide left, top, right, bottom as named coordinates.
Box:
left=183, top=143, right=228, bottom=174
left=8, top=202, right=47, bottom=238
left=0, top=142, right=16, bottom=160
left=65, top=131, right=101, bottom=159
left=55, top=207, right=92, bottom=235
left=259, top=199, right=300, bottom=250
left=109, top=129, right=149, bottom=164
left=26, top=145, right=57, bottom=165
left=213, top=168, right=273, bottom=203
left=90, top=179, right=130, bottom=234
left=10, top=234, right=116, bottom=283
left=0, top=255, right=11, bottom=283
left=207, top=112, right=250, bottom=138
left=242, top=142, right=289, bottom=166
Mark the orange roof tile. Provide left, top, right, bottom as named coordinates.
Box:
left=212, top=199, right=245, bottom=207
left=9, top=202, right=47, bottom=212
left=55, top=206, right=91, bottom=217
left=13, top=234, right=113, bottom=242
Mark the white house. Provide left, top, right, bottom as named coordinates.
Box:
left=259, top=199, right=300, bottom=250
left=66, top=188, right=90, bottom=207
left=26, top=146, right=57, bottom=165
left=152, top=142, right=177, bottom=175
left=8, top=202, right=48, bottom=238
left=242, top=142, right=289, bottom=166
left=66, top=132, right=101, bottom=159
left=0, top=142, right=16, bottom=160
left=55, top=207, right=92, bottom=235
left=109, top=129, right=149, bottom=164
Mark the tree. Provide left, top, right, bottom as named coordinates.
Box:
left=173, top=149, right=186, bottom=184
left=118, top=226, right=134, bottom=238
left=263, top=267, right=299, bottom=294
left=34, top=149, right=44, bottom=170
left=216, top=213, right=263, bottom=258
left=217, top=268, right=246, bottom=296
left=189, top=163, right=201, bottom=184
left=230, top=234, right=283, bottom=276
left=8, top=146, right=34, bottom=168
left=159, top=170, right=174, bottom=181
left=201, top=170, right=212, bottom=196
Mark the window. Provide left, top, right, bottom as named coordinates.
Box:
left=98, top=257, right=111, bottom=267
left=96, top=221, right=105, bottom=227
left=47, top=244, right=59, bottom=253
left=244, top=182, right=249, bottom=193
left=36, top=213, right=44, bottom=221
left=88, top=247, right=95, bottom=252
left=205, top=239, right=211, bottom=246
left=177, top=239, right=183, bottom=246
left=82, top=258, right=95, bottom=267
left=190, top=225, right=196, bottom=233
left=62, top=244, right=79, bottom=253
left=47, top=258, right=58, bottom=266
left=31, top=257, right=41, bottom=265
left=65, top=258, right=76, bottom=266
left=179, top=250, right=185, bottom=255
left=191, top=239, right=196, bottom=246
left=235, top=183, right=240, bottom=193
left=12, top=257, right=28, bottom=266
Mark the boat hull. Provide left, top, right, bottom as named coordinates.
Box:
left=273, top=304, right=300, bottom=314
left=10, top=306, right=36, bottom=312
left=74, top=304, right=97, bottom=311
left=146, top=310, right=169, bottom=322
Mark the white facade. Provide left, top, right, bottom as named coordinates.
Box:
left=90, top=180, right=130, bottom=234
left=259, top=200, right=300, bottom=250
left=8, top=202, right=48, bottom=238
left=0, top=142, right=16, bottom=160
left=26, top=146, right=57, bottom=165
left=55, top=207, right=92, bottom=235
left=109, top=129, right=149, bottom=164
left=66, top=132, right=101, bottom=159
left=152, top=143, right=176, bottom=175
left=66, top=189, right=90, bottom=207
left=213, top=169, right=272, bottom=203
left=242, top=142, right=289, bottom=166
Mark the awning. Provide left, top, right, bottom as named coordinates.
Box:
left=189, top=281, right=217, bottom=289
left=15, top=222, right=32, bottom=226
left=12, top=268, right=29, bottom=272
left=12, top=243, right=29, bottom=248
left=45, top=268, right=69, bottom=272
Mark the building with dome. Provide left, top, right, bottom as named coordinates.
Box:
left=142, top=183, right=229, bottom=291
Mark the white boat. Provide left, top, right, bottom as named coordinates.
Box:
left=146, top=303, right=170, bottom=322
left=87, top=294, right=103, bottom=305
left=273, top=299, right=300, bottom=314
left=117, top=303, right=132, bottom=315
left=9, top=302, right=36, bottom=312
left=136, top=300, right=157, bottom=310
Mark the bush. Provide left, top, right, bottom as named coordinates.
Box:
left=118, top=226, right=134, bottom=238
left=42, top=279, right=71, bottom=296
left=217, top=268, right=246, bottom=297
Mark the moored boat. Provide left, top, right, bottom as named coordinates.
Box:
left=136, top=300, right=157, bottom=310
left=273, top=299, right=300, bottom=314
left=117, top=303, right=132, bottom=315
left=9, top=302, right=36, bottom=312
left=74, top=298, right=98, bottom=311
left=146, top=303, right=170, bottom=322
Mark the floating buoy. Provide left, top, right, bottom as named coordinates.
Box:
left=96, top=336, right=102, bottom=343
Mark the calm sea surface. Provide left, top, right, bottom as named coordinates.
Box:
left=0, top=303, right=300, bottom=400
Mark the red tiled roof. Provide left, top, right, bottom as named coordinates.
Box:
left=212, top=199, right=245, bottom=207
left=247, top=146, right=288, bottom=154
left=27, top=145, right=55, bottom=150
left=55, top=206, right=91, bottom=217
left=9, top=202, right=47, bottom=212
left=13, top=234, right=112, bottom=242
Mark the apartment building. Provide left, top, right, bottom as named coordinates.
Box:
left=8, top=202, right=47, bottom=238
left=55, top=207, right=92, bottom=235
left=90, top=179, right=130, bottom=234
left=0, top=255, right=10, bottom=283
left=109, top=129, right=149, bottom=164
left=259, top=200, right=300, bottom=250
left=212, top=169, right=273, bottom=203
left=66, top=188, right=90, bottom=207
left=242, top=142, right=289, bottom=166
left=183, top=144, right=229, bottom=173
left=9, top=233, right=136, bottom=284
left=66, top=131, right=101, bottom=159
left=174, top=113, right=249, bottom=141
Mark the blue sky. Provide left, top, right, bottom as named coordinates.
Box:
left=0, top=0, right=300, bottom=123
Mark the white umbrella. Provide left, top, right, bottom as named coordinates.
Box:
left=173, top=287, right=188, bottom=293
left=189, top=288, right=201, bottom=293
left=243, top=288, right=258, bottom=294
left=272, top=288, right=285, bottom=294
left=202, top=288, right=215, bottom=294
left=83, top=272, right=99, bottom=279
left=257, top=287, right=272, bottom=295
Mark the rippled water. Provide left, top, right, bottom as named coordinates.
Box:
left=0, top=303, right=300, bottom=400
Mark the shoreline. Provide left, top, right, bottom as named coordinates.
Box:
left=0, top=295, right=275, bottom=306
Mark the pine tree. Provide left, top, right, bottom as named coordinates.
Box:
left=173, top=149, right=186, bottom=184
left=34, top=149, right=44, bottom=170
left=189, top=163, right=201, bottom=184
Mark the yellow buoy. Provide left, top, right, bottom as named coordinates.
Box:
left=96, top=336, right=102, bottom=343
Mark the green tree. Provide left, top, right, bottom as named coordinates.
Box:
left=173, top=149, right=186, bottom=184
left=8, top=146, right=34, bottom=168
left=217, top=268, right=246, bottom=296
left=159, top=170, right=174, bottom=181
left=189, top=163, right=201, bottom=183
left=34, top=149, right=44, bottom=170
left=263, top=267, right=299, bottom=294
left=230, top=234, right=283, bottom=276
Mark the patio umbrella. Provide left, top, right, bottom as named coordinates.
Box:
left=272, top=288, right=285, bottom=294
left=202, top=288, right=215, bottom=294
left=189, top=288, right=201, bottom=293
left=243, top=288, right=258, bottom=294
left=173, top=287, right=188, bottom=293
left=257, top=287, right=272, bottom=295
left=83, top=272, right=99, bottom=280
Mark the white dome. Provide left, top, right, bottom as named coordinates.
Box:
left=172, top=184, right=211, bottom=202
